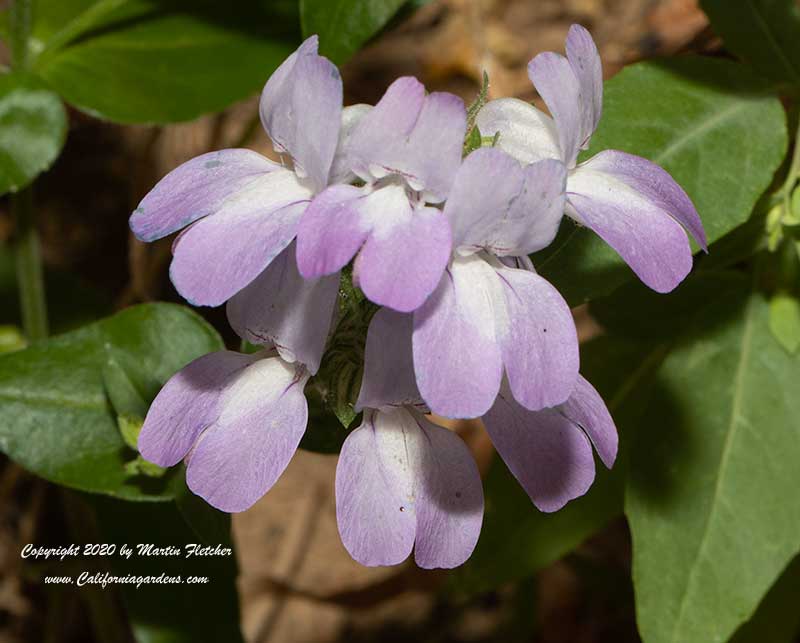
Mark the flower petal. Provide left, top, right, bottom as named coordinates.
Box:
left=565, top=24, right=603, bottom=142
left=483, top=388, right=595, bottom=512
left=354, top=185, right=452, bottom=312
left=527, top=25, right=603, bottom=167
left=296, top=184, right=369, bottom=279
left=447, top=147, right=524, bottom=252
left=567, top=161, right=694, bottom=293
left=348, top=77, right=466, bottom=200
left=577, top=149, right=706, bottom=250
left=138, top=351, right=258, bottom=467
left=226, top=242, right=339, bottom=375
left=170, top=169, right=311, bottom=306
left=447, top=148, right=566, bottom=256
left=475, top=98, right=561, bottom=164
left=562, top=375, right=618, bottom=469
left=356, top=308, right=421, bottom=410
left=335, top=410, right=418, bottom=566
left=495, top=265, right=579, bottom=410
left=130, top=149, right=277, bottom=242
left=186, top=356, right=309, bottom=513
left=413, top=255, right=504, bottom=419
left=330, top=104, right=373, bottom=185
left=528, top=52, right=584, bottom=166
left=335, top=407, right=483, bottom=568
left=259, top=35, right=343, bottom=191
left=412, top=411, right=484, bottom=569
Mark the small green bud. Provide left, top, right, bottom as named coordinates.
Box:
left=0, top=326, right=26, bottom=353
left=769, top=293, right=800, bottom=354
left=117, top=414, right=143, bottom=450
left=124, top=455, right=166, bottom=478
left=787, top=185, right=800, bottom=225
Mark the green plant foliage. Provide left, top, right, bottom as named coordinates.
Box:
left=626, top=289, right=800, bottom=643
left=30, top=0, right=300, bottom=123
left=0, top=303, right=222, bottom=500
left=590, top=272, right=748, bottom=339
left=534, top=58, right=787, bottom=305
left=300, top=0, right=406, bottom=64
left=0, top=72, right=66, bottom=196
left=700, top=0, right=800, bottom=86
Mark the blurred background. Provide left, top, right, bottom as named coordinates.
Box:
left=0, top=1, right=732, bottom=641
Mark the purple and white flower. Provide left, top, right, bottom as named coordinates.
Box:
left=411, top=147, right=579, bottom=419
left=129, top=36, right=356, bottom=308
left=138, top=245, right=339, bottom=512
left=476, top=24, right=707, bottom=292
left=296, top=77, right=466, bottom=313
left=483, top=376, right=618, bottom=512
left=336, top=308, right=484, bottom=568
left=138, top=348, right=310, bottom=513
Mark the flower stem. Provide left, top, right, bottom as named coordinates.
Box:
left=12, top=187, right=48, bottom=341
left=9, top=0, right=33, bottom=71
left=777, top=117, right=800, bottom=203
left=9, top=0, right=49, bottom=342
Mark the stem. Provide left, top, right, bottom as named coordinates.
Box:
left=777, top=118, right=800, bottom=204
left=10, top=0, right=49, bottom=342
left=9, top=0, right=33, bottom=71
left=12, top=187, right=48, bottom=341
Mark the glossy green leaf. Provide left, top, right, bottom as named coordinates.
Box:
left=591, top=271, right=748, bottom=339
left=534, top=58, right=787, bottom=305
left=32, top=0, right=300, bottom=124
left=626, top=290, right=800, bottom=643
left=700, top=0, right=800, bottom=86
left=0, top=303, right=222, bottom=500
left=300, top=0, right=406, bottom=64
left=0, top=72, right=66, bottom=195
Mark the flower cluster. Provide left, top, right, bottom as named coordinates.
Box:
left=130, top=26, right=705, bottom=568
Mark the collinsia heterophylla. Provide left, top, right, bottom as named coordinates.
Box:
left=476, top=24, right=707, bottom=292
left=296, top=77, right=465, bottom=312
left=132, top=26, right=705, bottom=567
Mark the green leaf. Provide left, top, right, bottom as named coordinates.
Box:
left=0, top=72, right=66, bottom=196
left=700, top=0, right=800, bottom=86
left=534, top=58, right=787, bottom=305
left=0, top=303, right=222, bottom=500
left=300, top=0, right=406, bottom=64
left=89, top=495, right=243, bottom=643
left=451, top=334, right=665, bottom=595
left=463, top=71, right=489, bottom=156
left=768, top=292, right=800, bottom=353
left=32, top=0, right=300, bottom=124
left=590, top=271, right=748, bottom=339
left=626, top=289, right=800, bottom=643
